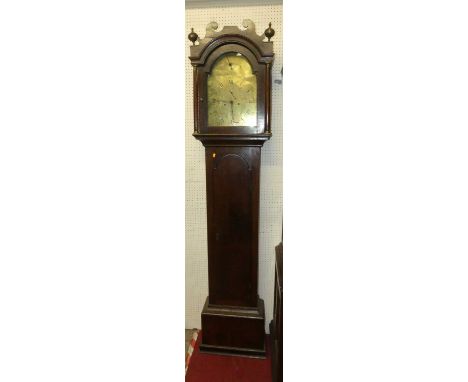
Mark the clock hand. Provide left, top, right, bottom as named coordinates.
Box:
left=226, top=57, right=233, bottom=70
left=230, top=100, right=240, bottom=124
left=229, top=89, right=236, bottom=100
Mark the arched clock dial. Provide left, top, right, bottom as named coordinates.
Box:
left=207, top=53, right=257, bottom=127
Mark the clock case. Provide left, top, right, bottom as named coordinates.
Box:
left=188, top=20, right=274, bottom=358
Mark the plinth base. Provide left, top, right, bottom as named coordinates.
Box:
left=200, top=296, right=266, bottom=358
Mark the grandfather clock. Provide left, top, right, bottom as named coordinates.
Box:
left=188, top=20, right=275, bottom=357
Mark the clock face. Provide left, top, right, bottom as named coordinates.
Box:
left=207, top=53, right=257, bottom=127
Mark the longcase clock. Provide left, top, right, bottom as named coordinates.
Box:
left=188, top=20, right=275, bottom=358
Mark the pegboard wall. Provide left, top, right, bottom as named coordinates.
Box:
left=185, top=4, right=282, bottom=332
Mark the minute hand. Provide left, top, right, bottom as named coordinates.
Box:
left=229, top=89, right=237, bottom=100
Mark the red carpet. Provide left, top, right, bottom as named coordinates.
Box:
left=185, top=332, right=272, bottom=382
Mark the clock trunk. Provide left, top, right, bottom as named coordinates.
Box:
left=206, top=146, right=259, bottom=308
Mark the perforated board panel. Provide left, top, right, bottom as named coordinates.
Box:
left=185, top=5, right=282, bottom=332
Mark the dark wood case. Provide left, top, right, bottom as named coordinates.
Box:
left=270, top=243, right=283, bottom=381
left=188, top=20, right=275, bottom=357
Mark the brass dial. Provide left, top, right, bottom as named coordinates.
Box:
left=207, top=53, right=257, bottom=127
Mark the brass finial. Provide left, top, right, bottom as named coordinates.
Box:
left=264, top=22, right=275, bottom=41
left=188, top=28, right=198, bottom=45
